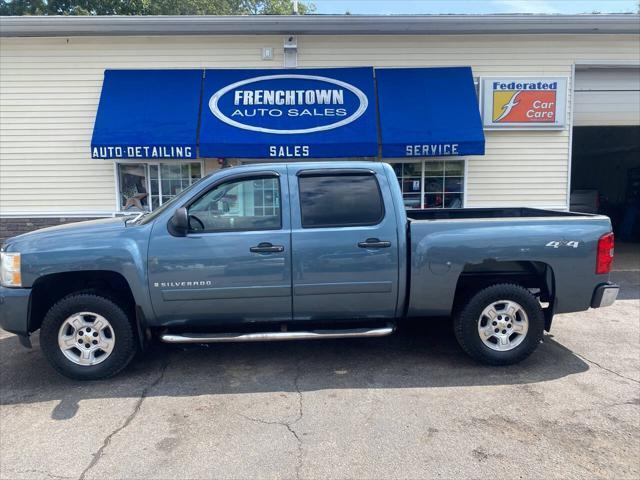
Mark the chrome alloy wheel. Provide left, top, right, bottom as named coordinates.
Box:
left=57, top=312, right=116, bottom=366
left=477, top=300, right=529, bottom=352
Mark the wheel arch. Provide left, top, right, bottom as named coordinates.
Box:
left=453, top=260, right=556, bottom=331
left=452, top=281, right=546, bottom=365
left=29, top=270, right=140, bottom=334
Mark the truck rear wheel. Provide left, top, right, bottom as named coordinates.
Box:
left=40, top=293, right=137, bottom=380
left=453, top=283, right=544, bottom=365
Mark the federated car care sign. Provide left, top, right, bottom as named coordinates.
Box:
left=480, top=77, right=568, bottom=129
left=199, top=68, right=378, bottom=158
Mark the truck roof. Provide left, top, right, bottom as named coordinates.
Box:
left=224, top=160, right=382, bottom=171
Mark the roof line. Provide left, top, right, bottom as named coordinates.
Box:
left=1, top=14, right=639, bottom=37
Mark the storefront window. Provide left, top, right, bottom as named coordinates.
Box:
left=391, top=160, right=465, bottom=209
left=117, top=162, right=202, bottom=212
left=119, top=163, right=149, bottom=211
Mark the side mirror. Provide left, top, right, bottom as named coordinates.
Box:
left=169, top=207, right=189, bottom=236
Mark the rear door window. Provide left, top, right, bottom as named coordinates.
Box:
left=298, top=173, right=385, bottom=228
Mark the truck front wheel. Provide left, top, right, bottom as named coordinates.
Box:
left=40, top=293, right=137, bottom=380
left=454, top=283, right=544, bottom=365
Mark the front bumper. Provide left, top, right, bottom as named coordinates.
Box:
left=591, top=283, right=619, bottom=308
left=0, top=286, right=31, bottom=342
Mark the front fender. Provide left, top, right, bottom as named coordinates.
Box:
left=10, top=223, right=155, bottom=321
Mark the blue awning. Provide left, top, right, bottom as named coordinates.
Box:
left=199, top=67, right=378, bottom=159
left=91, top=69, right=202, bottom=159
left=376, top=67, right=485, bottom=158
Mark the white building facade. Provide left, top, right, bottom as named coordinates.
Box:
left=1, top=15, right=639, bottom=241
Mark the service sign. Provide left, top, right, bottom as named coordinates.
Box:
left=199, top=68, right=378, bottom=159
left=376, top=66, right=485, bottom=158
left=480, top=77, right=568, bottom=129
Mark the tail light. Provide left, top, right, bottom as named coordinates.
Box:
left=596, top=232, right=614, bottom=274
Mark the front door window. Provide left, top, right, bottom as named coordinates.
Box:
left=188, top=177, right=281, bottom=232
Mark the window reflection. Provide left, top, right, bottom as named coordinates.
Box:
left=188, top=177, right=281, bottom=232
left=117, top=162, right=202, bottom=212
left=390, top=159, right=465, bottom=209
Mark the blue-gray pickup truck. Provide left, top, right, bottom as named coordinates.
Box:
left=0, top=162, right=619, bottom=380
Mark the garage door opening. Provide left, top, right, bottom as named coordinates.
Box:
left=571, top=126, right=640, bottom=241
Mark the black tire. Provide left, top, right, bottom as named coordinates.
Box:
left=40, top=292, right=137, bottom=380
left=453, top=283, right=544, bottom=365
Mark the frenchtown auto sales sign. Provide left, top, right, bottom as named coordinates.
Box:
left=198, top=67, right=379, bottom=159
left=480, top=77, right=568, bottom=129
left=209, top=74, right=370, bottom=135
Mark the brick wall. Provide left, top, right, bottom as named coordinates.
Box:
left=0, top=217, right=100, bottom=245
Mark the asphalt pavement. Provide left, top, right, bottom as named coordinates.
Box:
left=1, top=244, right=638, bottom=480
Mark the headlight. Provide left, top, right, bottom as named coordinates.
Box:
left=0, top=252, right=22, bottom=287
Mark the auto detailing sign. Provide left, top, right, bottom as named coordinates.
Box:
left=199, top=68, right=378, bottom=158
left=481, top=77, right=568, bottom=129
left=91, top=145, right=195, bottom=160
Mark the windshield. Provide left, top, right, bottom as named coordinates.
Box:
left=138, top=173, right=212, bottom=225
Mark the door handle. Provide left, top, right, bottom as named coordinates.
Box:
left=250, top=242, right=285, bottom=253
left=358, top=238, right=392, bottom=249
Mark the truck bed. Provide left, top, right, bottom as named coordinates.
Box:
left=407, top=207, right=588, bottom=221
left=404, top=207, right=612, bottom=319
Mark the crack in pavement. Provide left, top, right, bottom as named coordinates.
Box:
left=573, top=351, right=640, bottom=385
left=77, top=357, right=170, bottom=480
left=5, top=468, right=73, bottom=480
left=566, top=398, right=640, bottom=417
left=233, top=359, right=305, bottom=480
left=290, top=358, right=304, bottom=480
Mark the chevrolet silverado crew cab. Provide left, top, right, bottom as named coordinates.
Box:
left=0, top=162, right=619, bottom=380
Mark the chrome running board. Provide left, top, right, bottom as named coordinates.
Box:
left=160, top=323, right=395, bottom=344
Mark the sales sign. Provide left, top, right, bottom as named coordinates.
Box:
left=480, top=77, right=568, bottom=129
left=199, top=67, right=378, bottom=159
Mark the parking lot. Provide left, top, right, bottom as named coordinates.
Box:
left=1, top=244, right=638, bottom=480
